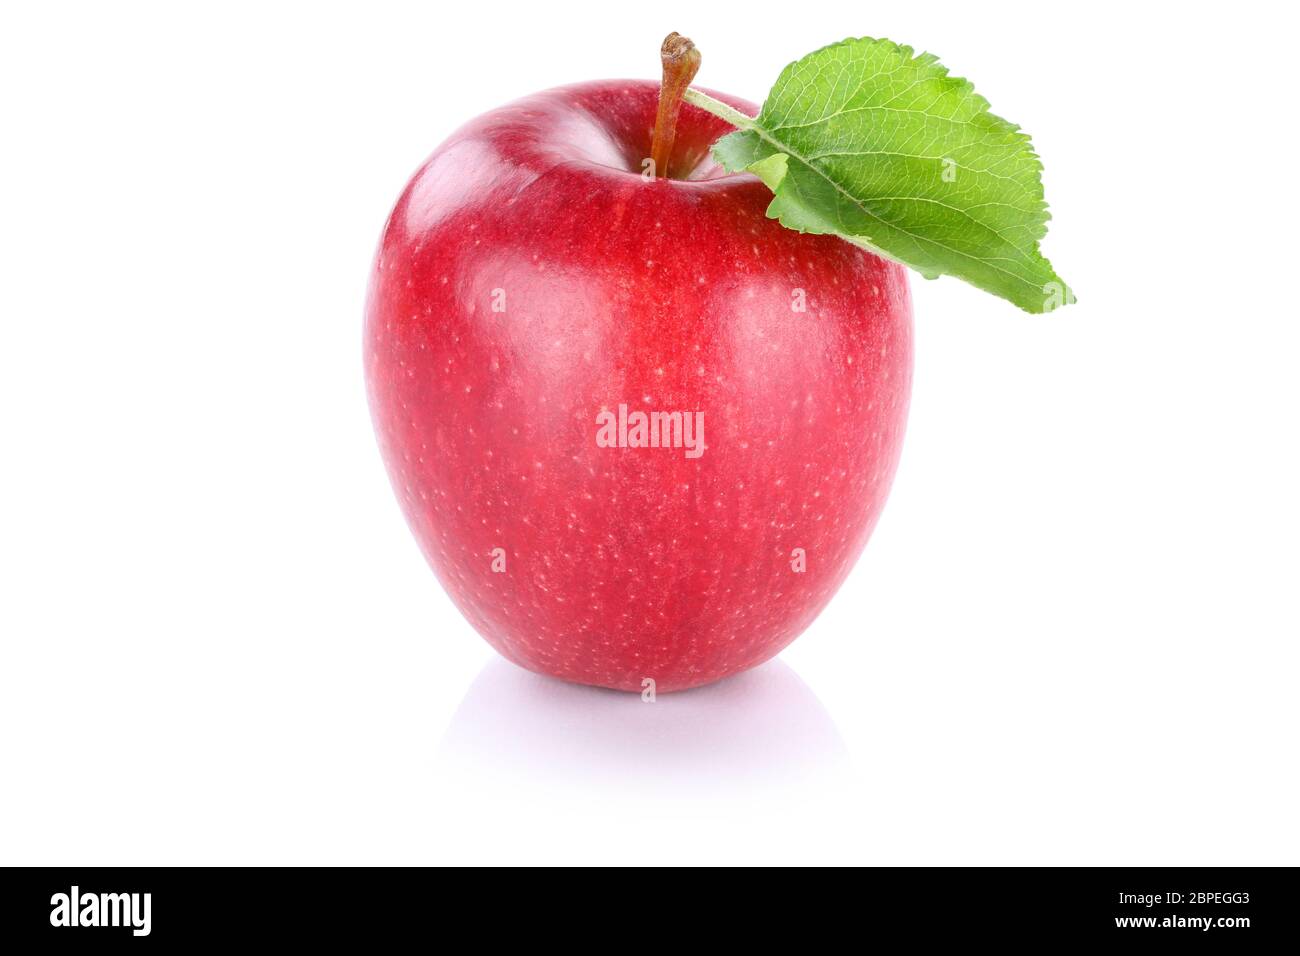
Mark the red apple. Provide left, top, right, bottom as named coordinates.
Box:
left=365, top=79, right=912, bottom=692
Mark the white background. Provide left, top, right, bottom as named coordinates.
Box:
left=2, top=1, right=1297, bottom=866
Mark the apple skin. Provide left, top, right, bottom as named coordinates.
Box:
left=365, top=80, right=912, bottom=693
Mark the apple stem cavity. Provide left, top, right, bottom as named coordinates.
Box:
left=650, top=32, right=702, bottom=179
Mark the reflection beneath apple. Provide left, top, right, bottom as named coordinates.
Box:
left=437, top=657, right=845, bottom=797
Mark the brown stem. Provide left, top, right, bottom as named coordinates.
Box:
left=651, top=32, right=701, bottom=179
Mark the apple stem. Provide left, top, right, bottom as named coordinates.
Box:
left=651, top=33, right=702, bottom=179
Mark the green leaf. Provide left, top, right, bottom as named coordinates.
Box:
left=687, top=37, right=1073, bottom=313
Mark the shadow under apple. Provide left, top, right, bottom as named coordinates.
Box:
left=437, top=657, right=846, bottom=797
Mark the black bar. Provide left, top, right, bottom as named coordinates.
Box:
left=1, top=866, right=1294, bottom=945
